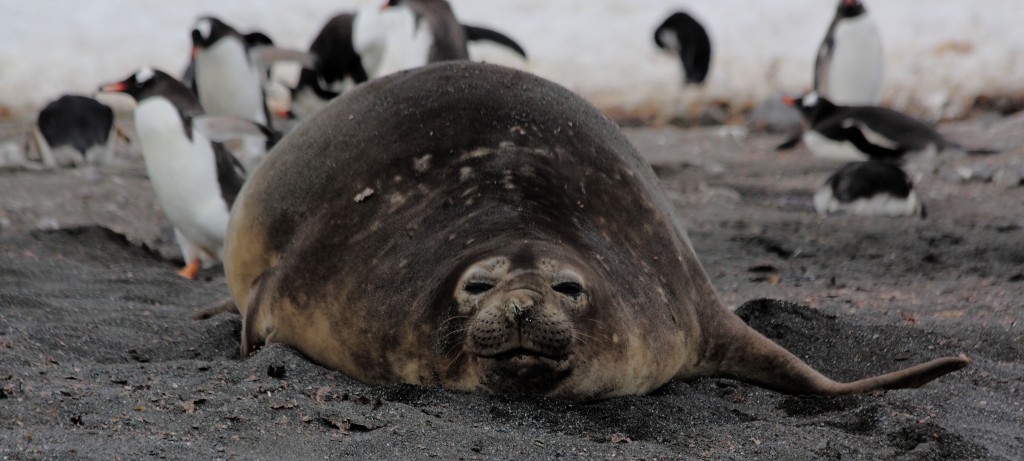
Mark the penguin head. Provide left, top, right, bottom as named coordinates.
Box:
left=99, top=68, right=158, bottom=100
left=191, top=16, right=240, bottom=53
left=783, top=92, right=835, bottom=120
left=836, top=0, right=867, bottom=18
left=99, top=67, right=191, bottom=104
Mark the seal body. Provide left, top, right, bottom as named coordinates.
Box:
left=226, top=62, right=966, bottom=400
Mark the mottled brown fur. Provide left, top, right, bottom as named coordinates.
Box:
left=224, top=62, right=967, bottom=401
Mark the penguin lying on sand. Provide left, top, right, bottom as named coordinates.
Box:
left=784, top=92, right=955, bottom=164
left=814, top=161, right=925, bottom=218
left=32, top=95, right=116, bottom=168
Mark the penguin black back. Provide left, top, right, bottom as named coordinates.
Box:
left=654, top=12, right=712, bottom=84
left=36, top=95, right=114, bottom=155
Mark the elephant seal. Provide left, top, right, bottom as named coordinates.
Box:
left=225, top=62, right=967, bottom=400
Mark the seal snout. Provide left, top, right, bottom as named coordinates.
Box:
left=504, top=288, right=539, bottom=323
left=467, top=286, right=573, bottom=362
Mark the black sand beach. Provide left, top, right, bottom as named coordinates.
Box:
left=1, top=116, right=1022, bottom=460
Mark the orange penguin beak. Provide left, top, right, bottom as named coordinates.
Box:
left=782, top=96, right=797, bottom=106
left=191, top=46, right=200, bottom=58
left=100, top=82, right=127, bottom=92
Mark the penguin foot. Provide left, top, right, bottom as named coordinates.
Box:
left=177, top=259, right=202, bottom=279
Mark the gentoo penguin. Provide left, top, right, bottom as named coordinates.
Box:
left=99, top=68, right=245, bottom=279
left=784, top=92, right=953, bottom=163
left=383, top=0, right=469, bottom=65
left=815, top=0, right=884, bottom=105
left=32, top=95, right=116, bottom=168
left=191, top=17, right=272, bottom=126
left=289, top=4, right=527, bottom=120
left=653, top=11, right=712, bottom=84
left=288, top=10, right=385, bottom=120
left=814, top=161, right=925, bottom=217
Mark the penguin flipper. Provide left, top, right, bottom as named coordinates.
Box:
left=251, top=46, right=317, bottom=70
left=193, top=115, right=278, bottom=145
left=839, top=124, right=904, bottom=162
left=462, top=24, right=527, bottom=59
left=774, top=131, right=803, bottom=151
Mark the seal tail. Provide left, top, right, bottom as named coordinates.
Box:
left=713, top=318, right=969, bottom=395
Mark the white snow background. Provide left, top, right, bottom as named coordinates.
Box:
left=1, top=0, right=1022, bottom=119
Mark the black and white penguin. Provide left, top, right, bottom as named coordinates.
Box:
left=99, top=68, right=246, bottom=279
left=815, top=0, right=884, bottom=105
left=784, top=92, right=953, bottom=163
left=288, top=3, right=527, bottom=120
left=190, top=17, right=272, bottom=126
left=381, top=0, right=469, bottom=70
left=814, top=161, right=924, bottom=217
left=288, top=10, right=385, bottom=120
left=653, top=11, right=712, bottom=84
left=32, top=95, right=116, bottom=168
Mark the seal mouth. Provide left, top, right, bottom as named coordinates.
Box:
left=479, top=347, right=568, bottom=362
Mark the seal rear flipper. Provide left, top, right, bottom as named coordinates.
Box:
left=707, top=316, right=969, bottom=395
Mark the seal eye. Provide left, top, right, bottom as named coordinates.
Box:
left=464, top=282, right=494, bottom=295
left=553, top=282, right=583, bottom=297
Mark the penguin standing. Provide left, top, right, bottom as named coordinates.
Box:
left=784, top=92, right=954, bottom=164
left=373, top=0, right=468, bottom=76
left=99, top=68, right=245, bottom=279
left=32, top=95, right=116, bottom=168
left=815, top=0, right=884, bottom=105
left=288, top=10, right=386, bottom=120
left=653, top=11, right=712, bottom=85
left=289, top=3, right=527, bottom=120
left=190, top=17, right=271, bottom=126
left=814, top=161, right=924, bottom=217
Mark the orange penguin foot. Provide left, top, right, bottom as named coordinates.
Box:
left=177, top=259, right=202, bottom=279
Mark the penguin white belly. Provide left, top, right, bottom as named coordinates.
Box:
left=815, top=188, right=921, bottom=217
left=827, top=16, right=884, bottom=105
left=195, top=39, right=267, bottom=124
left=374, top=7, right=432, bottom=78
left=134, top=99, right=230, bottom=262
left=354, top=5, right=388, bottom=78
left=826, top=16, right=884, bottom=105
left=803, top=131, right=869, bottom=162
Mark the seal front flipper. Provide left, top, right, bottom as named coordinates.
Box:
left=691, top=301, right=969, bottom=395
left=239, top=267, right=279, bottom=357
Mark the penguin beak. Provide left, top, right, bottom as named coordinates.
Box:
left=191, top=46, right=200, bottom=58
left=782, top=96, right=797, bottom=107
left=100, top=82, right=128, bottom=93
left=380, top=0, right=391, bottom=11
